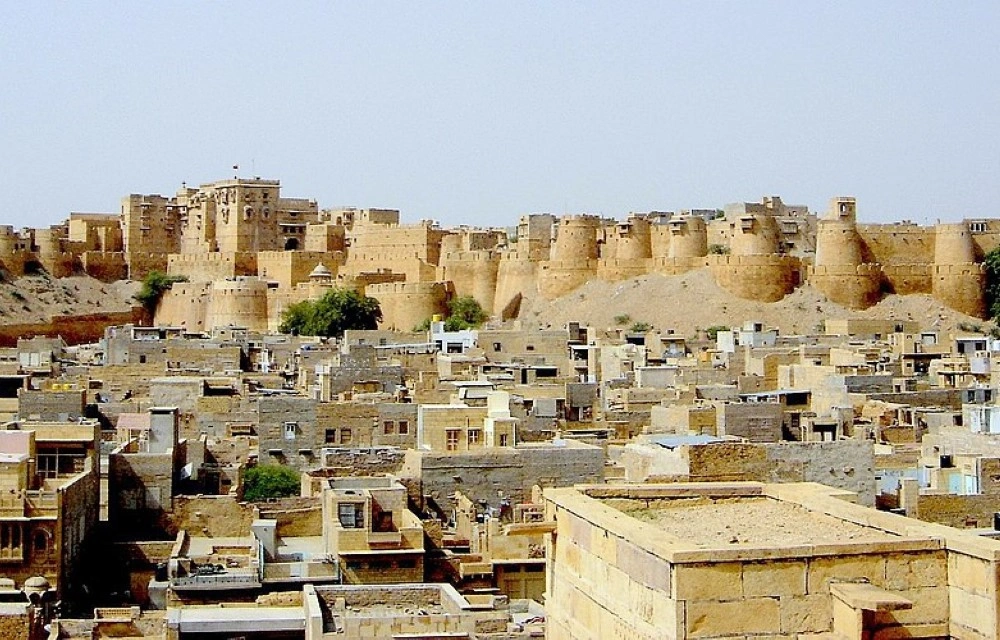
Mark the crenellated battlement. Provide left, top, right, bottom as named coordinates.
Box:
left=439, top=250, right=497, bottom=262
left=809, top=263, right=883, bottom=277
left=12, top=184, right=1000, bottom=331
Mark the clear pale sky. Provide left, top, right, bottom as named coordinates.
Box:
left=1, top=2, right=997, bottom=228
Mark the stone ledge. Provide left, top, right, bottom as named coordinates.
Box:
left=830, top=582, right=913, bottom=612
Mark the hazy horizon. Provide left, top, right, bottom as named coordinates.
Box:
left=2, top=2, right=997, bottom=228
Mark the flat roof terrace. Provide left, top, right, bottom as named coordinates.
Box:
left=620, top=496, right=899, bottom=548
left=551, top=482, right=944, bottom=563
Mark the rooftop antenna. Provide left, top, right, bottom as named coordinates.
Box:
left=232, top=164, right=239, bottom=179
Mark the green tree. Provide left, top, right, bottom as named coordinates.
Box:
left=414, top=296, right=489, bottom=332
left=985, top=246, right=1000, bottom=320
left=243, top=464, right=300, bottom=502
left=629, top=321, right=652, bottom=332
left=705, top=325, right=729, bottom=340
left=443, top=296, right=489, bottom=331
left=278, top=287, right=382, bottom=337
left=134, top=271, right=188, bottom=314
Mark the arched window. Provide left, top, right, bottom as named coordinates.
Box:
left=33, top=529, right=50, bottom=558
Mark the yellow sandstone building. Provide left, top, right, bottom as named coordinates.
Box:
left=9, top=178, right=1000, bottom=333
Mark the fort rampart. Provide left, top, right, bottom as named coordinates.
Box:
left=8, top=184, right=1000, bottom=333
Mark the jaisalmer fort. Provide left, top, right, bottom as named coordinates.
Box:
left=4, top=175, right=1000, bottom=640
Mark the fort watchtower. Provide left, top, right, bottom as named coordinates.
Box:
left=932, top=222, right=986, bottom=317
left=538, top=215, right=601, bottom=299
left=598, top=215, right=652, bottom=281
left=205, top=277, right=270, bottom=333
left=810, top=197, right=883, bottom=309
left=667, top=214, right=708, bottom=259
left=710, top=209, right=798, bottom=302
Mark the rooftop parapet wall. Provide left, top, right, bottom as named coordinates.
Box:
left=544, top=482, right=1000, bottom=640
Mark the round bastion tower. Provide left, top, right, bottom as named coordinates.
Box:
left=438, top=249, right=500, bottom=315
left=33, top=228, right=75, bottom=278
left=366, top=281, right=451, bottom=331
left=610, top=215, right=652, bottom=261
left=729, top=211, right=780, bottom=257
left=932, top=223, right=986, bottom=317
left=650, top=214, right=708, bottom=276
left=538, top=215, right=601, bottom=299
left=551, top=215, right=601, bottom=262
left=205, top=277, right=270, bottom=333
left=668, top=215, right=708, bottom=259
left=597, top=215, right=652, bottom=281
left=710, top=211, right=798, bottom=302
left=811, top=197, right=883, bottom=309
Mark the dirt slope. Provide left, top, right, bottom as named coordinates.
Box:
left=520, top=268, right=984, bottom=336
left=0, top=274, right=138, bottom=324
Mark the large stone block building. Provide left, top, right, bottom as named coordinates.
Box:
left=544, top=482, right=1000, bottom=640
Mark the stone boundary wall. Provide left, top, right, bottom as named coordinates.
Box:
left=0, top=309, right=142, bottom=347
left=915, top=493, right=1000, bottom=529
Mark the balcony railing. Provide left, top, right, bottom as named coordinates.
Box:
left=171, top=568, right=261, bottom=591
left=366, top=531, right=403, bottom=545
left=263, top=561, right=339, bottom=582
left=0, top=491, right=59, bottom=519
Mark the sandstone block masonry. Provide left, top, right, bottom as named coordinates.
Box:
left=10, top=182, right=1000, bottom=337
left=545, top=482, right=1000, bottom=640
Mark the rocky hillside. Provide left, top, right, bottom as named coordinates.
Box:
left=0, top=273, right=138, bottom=324
left=0, top=267, right=988, bottom=341
left=520, top=268, right=988, bottom=337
